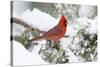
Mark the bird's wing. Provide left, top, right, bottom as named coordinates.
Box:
left=43, top=26, right=63, bottom=37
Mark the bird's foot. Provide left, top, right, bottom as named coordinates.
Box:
left=52, top=42, right=61, bottom=50
left=46, top=40, right=61, bottom=51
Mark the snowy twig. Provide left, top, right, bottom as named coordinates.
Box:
left=11, top=17, right=31, bottom=28
left=11, top=17, right=45, bottom=33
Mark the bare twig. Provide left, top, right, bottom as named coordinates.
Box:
left=64, top=35, right=69, bottom=38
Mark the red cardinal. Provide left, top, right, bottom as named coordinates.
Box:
left=30, top=16, right=67, bottom=42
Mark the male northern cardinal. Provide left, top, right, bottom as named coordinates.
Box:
left=29, top=16, right=67, bottom=42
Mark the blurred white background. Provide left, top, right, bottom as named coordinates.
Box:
left=0, top=0, right=100, bottom=67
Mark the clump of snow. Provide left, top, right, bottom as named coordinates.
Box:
left=21, top=8, right=59, bottom=31
left=75, top=17, right=97, bottom=34
left=79, top=5, right=96, bottom=18
left=89, top=16, right=98, bottom=34
left=13, top=40, right=48, bottom=66
left=66, top=16, right=97, bottom=37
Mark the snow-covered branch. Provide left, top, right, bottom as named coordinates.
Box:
left=11, top=17, right=69, bottom=38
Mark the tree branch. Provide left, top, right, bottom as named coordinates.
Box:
left=11, top=17, right=31, bottom=28
left=11, top=17, right=45, bottom=33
